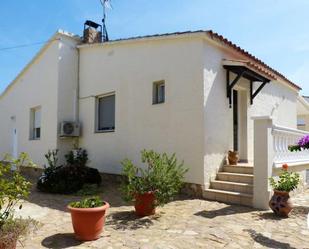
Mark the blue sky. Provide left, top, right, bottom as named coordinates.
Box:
left=1, top=0, right=309, bottom=94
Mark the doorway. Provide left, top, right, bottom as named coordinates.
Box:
left=232, top=90, right=248, bottom=161
left=11, top=117, right=18, bottom=158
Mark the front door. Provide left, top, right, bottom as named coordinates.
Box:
left=232, top=89, right=249, bottom=161
left=12, top=122, right=18, bottom=158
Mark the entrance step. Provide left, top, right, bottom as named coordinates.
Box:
left=217, top=172, right=253, bottom=184
left=203, top=189, right=253, bottom=207
left=223, top=165, right=253, bottom=174
left=210, top=180, right=253, bottom=194
left=204, top=163, right=254, bottom=207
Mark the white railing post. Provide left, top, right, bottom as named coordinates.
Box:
left=253, top=116, right=273, bottom=210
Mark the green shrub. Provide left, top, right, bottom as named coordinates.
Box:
left=121, top=150, right=188, bottom=207
left=75, top=184, right=102, bottom=196
left=69, top=196, right=104, bottom=208
left=44, top=149, right=59, bottom=169
left=37, top=149, right=101, bottom=194
left=65, top=148, right=88, bottom=167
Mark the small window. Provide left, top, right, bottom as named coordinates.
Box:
left=30, top=106, right=41, bottom=140
left=153, top=80, right=165, bottom=104
left=297, top=118, right=306, bottom=127
left=96, top=94, right=115, bottom=132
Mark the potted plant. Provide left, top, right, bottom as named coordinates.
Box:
left=228, top=150, right=239, bottom=165
left=68, top=196, right=109, bottom=241
left=0, top=153, right=38, bottom=249
left=269, top=164, right=300, bottom=217
left=121, top=150, right=188, bottom=217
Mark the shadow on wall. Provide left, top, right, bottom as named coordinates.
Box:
left=203, top=65, right=232, bottom=183
left=250, top=82, right=297, bottom=126
left=244, top=229, right=297, bottom=249
left=203, top=67, right=230, bottom=155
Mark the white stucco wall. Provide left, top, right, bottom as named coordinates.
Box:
left=247, top=81, right=298, bottom=161
left=0, top=40, right=59, bottom=165
left=202, top=41, right=233, bottom=187
left=56, top=37, right=79, bottom=163
left=0, top=34, right=79, bottom=166
left=202, top=39, right=298, bottom=187
left=78, top=37, right=205, bottom=185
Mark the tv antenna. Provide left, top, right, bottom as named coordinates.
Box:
left=100, top=0, right=112, bottom=42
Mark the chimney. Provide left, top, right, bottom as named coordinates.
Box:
left=83, top=20, right=102, bottom=44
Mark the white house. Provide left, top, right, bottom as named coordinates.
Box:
left=297, top=95, right=309, bottom=131
left=1, top=27, right=308, bottom=209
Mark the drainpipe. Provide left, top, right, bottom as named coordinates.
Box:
left=75, top=47, right=80, bottom=123
left=73, top=44, right=80, bottom=149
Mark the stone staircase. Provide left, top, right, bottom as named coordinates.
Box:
left=203, top=164, right=254, bottom=207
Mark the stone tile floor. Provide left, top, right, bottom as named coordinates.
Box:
left=16, top=182, right=309, bottom=249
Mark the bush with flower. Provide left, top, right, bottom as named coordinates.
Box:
left=269, top=164, right=300, bottom=192
left=289, top=134, right=309, bottom=152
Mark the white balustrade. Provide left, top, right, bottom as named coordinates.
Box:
left=272, top=125, right=309, bottom=166
left=253, top=117, right=309, bottom=210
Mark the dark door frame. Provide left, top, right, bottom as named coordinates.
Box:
left=233, top=90, right=238, bottom=152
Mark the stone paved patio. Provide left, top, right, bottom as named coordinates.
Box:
left=16, top=181, right=309, bottom=249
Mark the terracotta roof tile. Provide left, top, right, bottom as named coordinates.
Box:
left=206, top=30, right=301, bottom=90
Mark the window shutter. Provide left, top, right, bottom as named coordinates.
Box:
left=34, top=108, right=41, bottom=128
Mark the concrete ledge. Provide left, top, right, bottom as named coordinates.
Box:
left=20, top=166, right=43, bottom=181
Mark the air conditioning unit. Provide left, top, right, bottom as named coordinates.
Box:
left=60, top=122, right=80, bottom=137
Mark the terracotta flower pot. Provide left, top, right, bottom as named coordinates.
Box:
left=68, top=202, right=110, bottom=241
left=134, top=192, right=156, bottom=217
left=228, top=151, right=239, bottom=165
left=269, top=190, right=293, bottom=217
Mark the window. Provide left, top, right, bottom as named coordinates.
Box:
left=297, top=118, right=306, bottom=127
left=153, top=80, right=165, bottom=104
left=96, top=94, right=115, bottom=132
left=30, top=106, right=41, bottom=140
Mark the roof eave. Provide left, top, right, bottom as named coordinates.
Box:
left=205, top=30, right=301, bottom=92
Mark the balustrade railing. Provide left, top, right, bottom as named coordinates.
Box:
left=272, top=125, right=309, bottom=166
left=253, top=117, right=309, bottom=209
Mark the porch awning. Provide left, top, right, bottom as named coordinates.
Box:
left=223, top=59, right=274, bottom=108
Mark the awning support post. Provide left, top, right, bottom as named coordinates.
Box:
left=250, top=81, right=253, bottom=105
left=250, top=80, right=269, bottom=105
left=226, top=70, right=244, bottom=108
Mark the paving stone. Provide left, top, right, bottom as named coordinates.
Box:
left=183, top=230, right=198, bottom=236
left=15, top=182, right=309, bottom=249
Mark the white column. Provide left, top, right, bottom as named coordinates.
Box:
left=252, top=116, right=273, bottom=210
